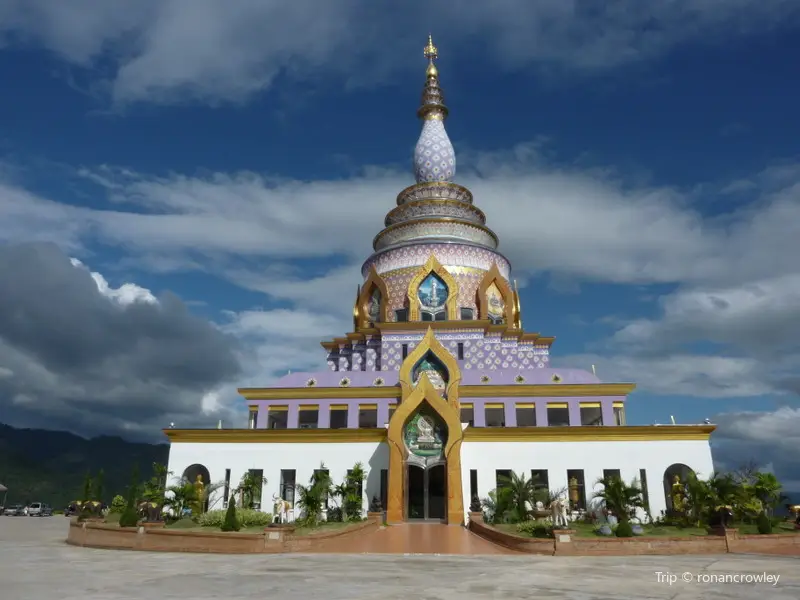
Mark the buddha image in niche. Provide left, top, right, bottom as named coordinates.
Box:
left=486, top=282, right=505, bottom=320
left=367, top=287, right=381, bottom=322
left=418, top=273, right=447, bottom=312
left=413, top=357, right=447, bottom=390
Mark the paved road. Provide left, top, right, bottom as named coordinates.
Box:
left=1, top=516, right=799, bottom=599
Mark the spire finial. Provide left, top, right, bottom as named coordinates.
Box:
left=424, top=34, right=438, bottom=62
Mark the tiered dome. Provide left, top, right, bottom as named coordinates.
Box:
left=361, top=36, right=512, bottom=320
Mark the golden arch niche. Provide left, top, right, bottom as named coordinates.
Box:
left=386, top=378, right=464, bottom=524
left=406, top=255, right=460, bottom=322
left=476, top=263, right=515, bottom=325
left=355, top=265, right=389, bottom=330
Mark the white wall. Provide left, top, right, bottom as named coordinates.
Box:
left=460, top=439, right=715, bottom=520
left=167, top=442, right=388, bottom=516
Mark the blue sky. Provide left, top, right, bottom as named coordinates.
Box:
left=0, top=1, right=799, bottom=489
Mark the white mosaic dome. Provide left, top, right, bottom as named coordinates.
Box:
left=414, top=119, right=456, bottom=183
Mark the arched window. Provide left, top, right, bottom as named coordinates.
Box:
left=418, top=273, right=448, bottom=321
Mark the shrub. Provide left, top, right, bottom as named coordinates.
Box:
left=615, top=521, right=634, bottom=537
left=516, top=519, right=554, bottom=538
left=220, top=502, right=240, bottom=532
left=756, top=512, right=772, bottom=534
left=198, top=508, right=272, bottom=528
left=109, top=495, right=126, bottom=514
left=327, top=506, right=343, bottom=522
left=118, top=505, right=139, bottom=527
left=169, top=517, right=197, bottom=529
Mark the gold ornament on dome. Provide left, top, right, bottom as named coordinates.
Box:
left=339, top=377, right=351, bottom=387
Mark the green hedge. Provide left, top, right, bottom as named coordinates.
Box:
left=197, top=508, right=272, bottom=528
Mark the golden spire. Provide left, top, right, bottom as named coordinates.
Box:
left=424, top=34, right=439, bottom=78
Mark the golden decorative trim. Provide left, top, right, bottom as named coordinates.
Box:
left=406, top=255, right=461, bottom=321
left=355, top=265, right=390, bottom=330
left=330, top=404, right=349, bottom=411
left=164, top=428, right=387, bottom=444
left=268, top=405, right=288, bottom=412
left=547, top=403, right=569, bottom=409
left=460, top=402, right=473, bottom=409
left=162, top=424, right=714, bottom=445
left=320, top=323, right=557, bottom=347
left=395, top=181, right=472, bottom=206
left=384, top=199, right=486, bottom=227
left=613, top=402, right=624, bottom=408
left=398, top=327, right=462, bottom=408
left=298, top=405, right=318, bottom=411
left=238, top=382, right=636, bottom=401
left=516, top=403, right=535, bottom=409
left=484, top=403, right=504, bottom=409
left=476, top=262, right=515, bottom=324
left=386, top=376, right=464, bottom=524
left=359, top=404, right=378, bottom=410
left=580, top=402, right=601, bottom=408
left=463, top=425, right=715, bottom=442
left=373, top=218, right=499, bottom=251
left=248, top=405, right=258, bottom=412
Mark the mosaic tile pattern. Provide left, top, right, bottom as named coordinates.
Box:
left=374, top=220, right=497, bottom=252
left=363, top=243, right=510, bottom=278
left=414, top=119, right=456, bottom=183
left=396, top=181, right=473, bottom=205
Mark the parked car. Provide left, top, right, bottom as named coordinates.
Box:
left=4, top=504, right=26, bottom=516
left=27, top=502, right=43, bottom=516
left=40, top=504, right=53, bottom=516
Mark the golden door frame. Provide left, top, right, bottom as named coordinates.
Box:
left=475, top=262, right=515, bottom=325
left=355, top=265, right=390, bottom=330
left=397, top=327, right=461, bottom=407
left=385, top=376, right=465, bottom=525
left=406, top=255, right=460, bottom=322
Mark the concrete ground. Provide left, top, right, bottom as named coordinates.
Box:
left=1, top=516, right=798, bottom=599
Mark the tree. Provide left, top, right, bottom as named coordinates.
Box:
left=93, top=469, right=105, bottom=504
left=295, top=464, right=332, bottom=526
left=494, top=471, right=536, bottom=524
left=118, top=464, right=141, bottom=528
left=751, top=472, right=782, bottom=516
left=342, top=463, right=367, bottom=521
left=82, top=472, right=93, bottom=502
left=220, top=499, right=239, bottom=532
left=592, top=476, right=644, bottom=524
left=238, top=471, right=268, bottom=509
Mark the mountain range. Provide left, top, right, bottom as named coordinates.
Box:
left=0, top=423, right=168, bottom=508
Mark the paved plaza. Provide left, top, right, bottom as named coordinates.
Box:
left=1, top=517, right=799, bottom=599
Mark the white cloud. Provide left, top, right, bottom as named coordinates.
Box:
left=70, top=257, right=158, bottom=306
left=0, top=0, right=796, bottom=106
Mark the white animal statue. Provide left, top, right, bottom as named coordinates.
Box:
left=549, top=497, right=570, bottom=529
left=272, top=493, right=292, bottom=523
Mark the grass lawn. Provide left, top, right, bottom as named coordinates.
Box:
left=493, top=519, right=799, bottom=538
left=290, top=521, right=357, bottom=537
left=160, top=518, right=363, bottom=536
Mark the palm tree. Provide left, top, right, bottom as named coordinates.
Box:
left=238, top=472, right=268, bottom=509
left=752, top=472, right=782, bottom=516
left=295, top=464, right=332, bottom=526
left=592, top=476, right=644, bottom=523
left=495, top=471, right=536, bottom=523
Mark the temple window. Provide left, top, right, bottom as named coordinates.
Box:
left=418, top=272, right=448, bottom=321
left=366, top=287, right=381, bottom=325
left=460, top=403, right=474, bottom=426
left=485, top=282, right=506, bottom=324
left=460, top=307, right=474, bottom=320
left=567, top=469, right=587, bottom=511
left=395, top=308, right=408, bottom=322
left=402, top=344, right=408, bottom=359
left=412, top=352, right=448, bottom=391
left=223, top=468, right=231, bottom=508
left=484, top=403, right=505, bottom=427
left=613, top=402, right=626, bottom=425
left=380, top=469, right=388, bottom=510
left=358, top=404, right=378, bottom=428
left=247, top=469, right=264, bottom=509
left=347, top=468, right=364, bottom=501
left=470, top=469, right=478, bottom=502
left=267, top=406, right=288, bottom=429
left=580, top=403, right=603, bottom=426
left=495, top=469, right=512, bottom=491
left=314, top=468, right=330, bottom=508
left=639, top=469, right=650, bottom=510
left=546, top=403, right=570, bottom=427
left=388, top=403, right=397, bottom=423
left=280, top=469, right=296, bottom=504
left=603, top=469, right=621, bottom=482
left=248, top=408, right=258, bottom=429
left=531, top=469, right=549, bottom=493
left=330, top=405, right=349, bottom=429
left=298, top=406, right=319, bottom=429
left=515, top=403, right=536, bottom=426
left=457, top=342, right=464, bottom=360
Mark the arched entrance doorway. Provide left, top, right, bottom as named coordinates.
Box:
left=182, top=463, right=211, bottom=512
left=404, top=408, right=448, bottom=521
left=663, top=463, right=695, bottom=512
